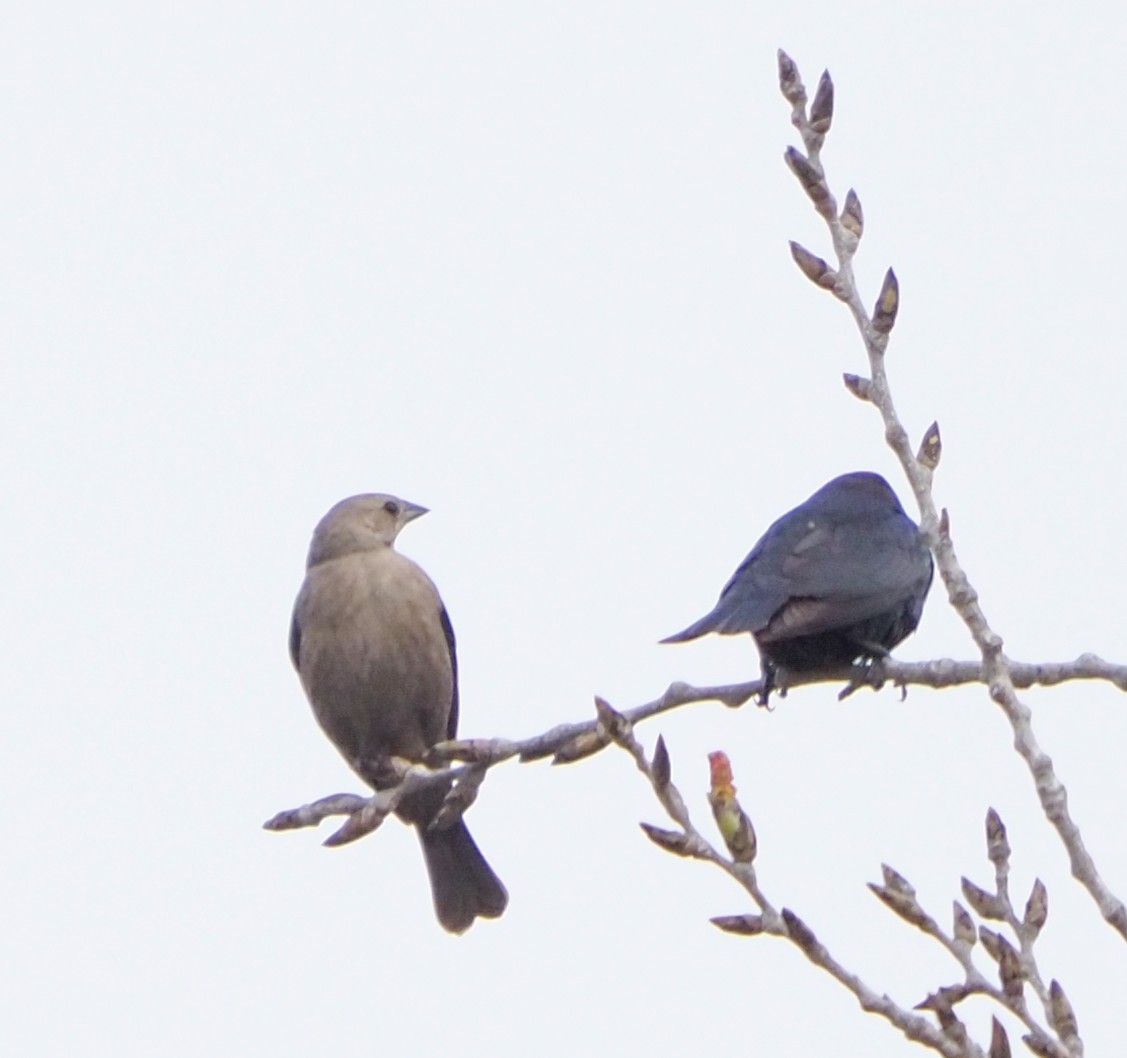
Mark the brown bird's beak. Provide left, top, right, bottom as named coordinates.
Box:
left=401, top=502, right=429, bottom=524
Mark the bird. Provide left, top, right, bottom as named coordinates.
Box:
left=289, top=493, right=508, bottom=933
left=661, top=472, right=933, bottom=700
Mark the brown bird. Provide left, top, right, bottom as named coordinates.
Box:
left=290, top=494, right=508, bottom=933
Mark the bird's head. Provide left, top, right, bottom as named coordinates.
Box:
left=306, top=493, right=429, bottom=566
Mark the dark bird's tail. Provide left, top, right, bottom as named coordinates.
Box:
left=419, top=820, right=508, bottom=934
left=659, top=614, right=715, bottom=644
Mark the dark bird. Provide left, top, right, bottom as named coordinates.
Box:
left=290, top=494, right=508, bottom=933
left=661, top=472, right=933, bottom=699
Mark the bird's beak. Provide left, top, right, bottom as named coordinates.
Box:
left=402, top=502, right=429, bottom=524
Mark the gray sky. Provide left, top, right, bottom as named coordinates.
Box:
left=5, top=4, right=1126, bottom=1056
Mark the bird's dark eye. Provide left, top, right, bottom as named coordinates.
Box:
left=383, top=500, right=400, bottom=516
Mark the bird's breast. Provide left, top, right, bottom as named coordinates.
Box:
left=295, top=552, right=454, bottom=763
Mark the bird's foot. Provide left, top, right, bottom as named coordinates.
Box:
left=756, top=666, right=782, bottom=709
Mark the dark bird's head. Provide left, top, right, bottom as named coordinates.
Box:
left=306, top=493, right=429, bottom=567
left=812, top=471, right=908, bottom=515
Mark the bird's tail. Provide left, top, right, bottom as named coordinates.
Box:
left=419, top=820, right=509, bottom=935
left=659, top=615, right=714, bottom=644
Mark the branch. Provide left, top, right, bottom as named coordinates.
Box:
left=872, top=810, right=1080, bottom=1057
left=264, top=652, right=1126, bottom=842
left=594, top=692, right=985, bottom=1058
left=865, top=655, right=1127, bottom=694
left=605, top=693, right=1082, bottom=1056
left=436, top=652, right=1126, bottom=767
left=777, top=48, right=1127, bottom=941
left=263, top=760, right=486, bottom=846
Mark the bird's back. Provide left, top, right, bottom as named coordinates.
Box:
left=663, top=472, right=932, bottom=643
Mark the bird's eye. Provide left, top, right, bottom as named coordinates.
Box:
left=383, top=500, right=400, bottom=516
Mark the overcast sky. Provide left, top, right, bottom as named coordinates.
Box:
left=5, top=4, right=1126, bottom=1056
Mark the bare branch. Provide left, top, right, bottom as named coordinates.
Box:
left=883, top=654, right=1127, bottom=692
left=605, top=706, right=985, bottom=1058
left=263, top=793, right=371, bottom=832
left=265, top=651, right=1126, bottom=848
left=777, top=49, right=1127, bottom=941
left=262, top=761, right=480, bottom=846
left=860, top=839, right=1076, bottom=1055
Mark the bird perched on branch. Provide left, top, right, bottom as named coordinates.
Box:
left=290, top=494, right=508, bottom=933
left=661, top=472, right=933, bottom=700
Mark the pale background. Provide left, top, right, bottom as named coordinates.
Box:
left=4, top=4, right=1125, bottom=1056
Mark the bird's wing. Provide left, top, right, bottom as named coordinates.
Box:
left=440, top=606, right=459, bottom=739
left=288, top=609, right=303, bottom=672
left=714, top=517, right=928, bottom=637
left=759, top=519, right=930, bottom=638
left=703, top=520, right=824, bottom=634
